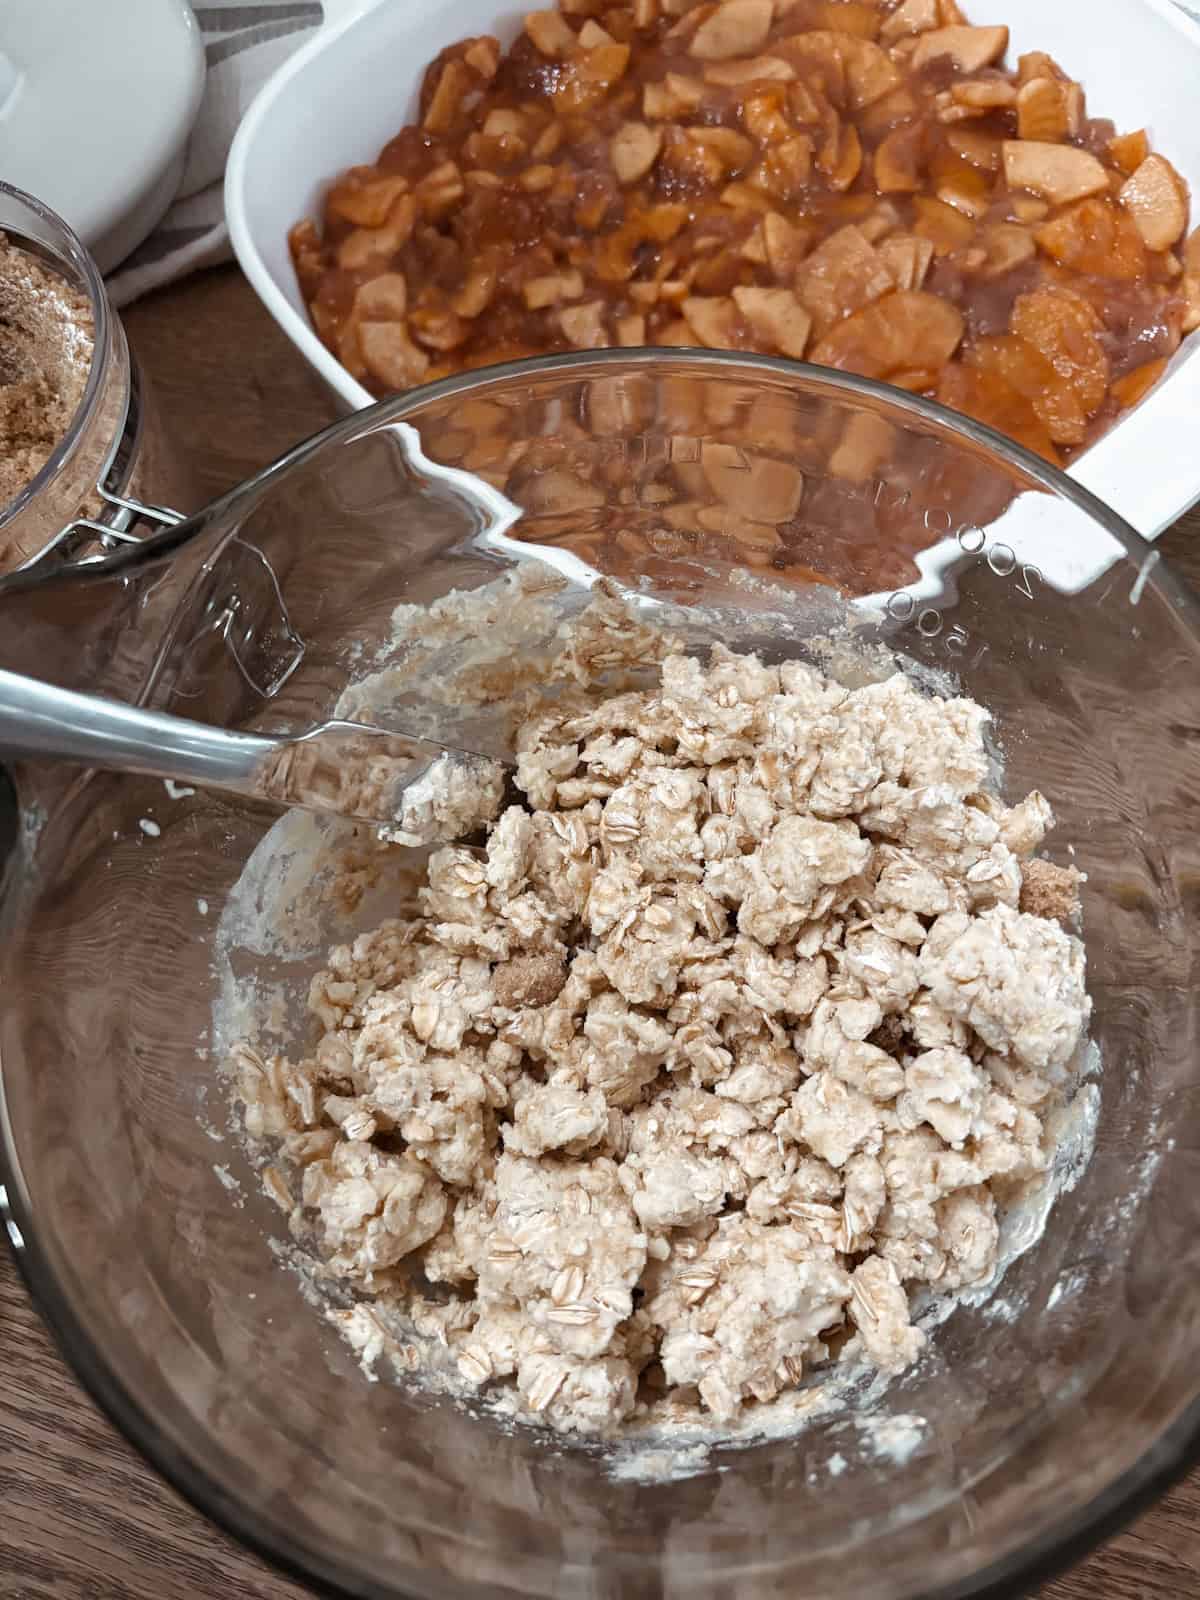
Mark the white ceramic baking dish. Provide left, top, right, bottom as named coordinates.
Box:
left=226, top=0, right=1200, bottom=542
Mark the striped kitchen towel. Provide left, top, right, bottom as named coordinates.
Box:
left=106, top=0, right=325, bottom=308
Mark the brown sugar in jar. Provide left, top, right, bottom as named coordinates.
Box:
left=0, top=232, right=95, bottom=511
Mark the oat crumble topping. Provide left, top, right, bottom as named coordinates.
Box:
left=232, top=590, right=1090, bottom=1436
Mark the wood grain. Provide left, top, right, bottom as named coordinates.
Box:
left=2, top=264, right=1199, bottom=1600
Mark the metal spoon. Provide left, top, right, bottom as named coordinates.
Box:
left=0, top=667, right=507, bottom=840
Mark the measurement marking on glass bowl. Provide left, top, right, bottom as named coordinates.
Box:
left=962, top=526, right=1043, bottom=599
left=888, top=590, right=982, bottom=662
left=886, top=525, right=1044, bottom=667
left=535, top=432, right=751, bottom=475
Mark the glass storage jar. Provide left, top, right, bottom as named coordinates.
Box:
left=0, top=181, right=194, bottom=578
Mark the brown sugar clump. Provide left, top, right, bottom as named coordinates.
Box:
left=492, top=952, right=567, bottom=1009
left=868, top=1013, right=908, bottom=1058
left=1019, top=858, right=1083, bottom=924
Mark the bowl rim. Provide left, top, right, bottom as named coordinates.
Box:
left=5, top=344, right=1195, bottom=612
left=4, top=345, right=1200, bottom=1600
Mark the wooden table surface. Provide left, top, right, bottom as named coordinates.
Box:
left=3, top=265, right=1200, bottom=1600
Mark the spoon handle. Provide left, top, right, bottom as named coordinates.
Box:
left=0, top=668, right=277, bottom=790
left=0, top=669, right=498, bottom=834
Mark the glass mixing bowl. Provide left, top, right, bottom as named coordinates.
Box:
left=2, top=351, right=1199, bottom=1600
